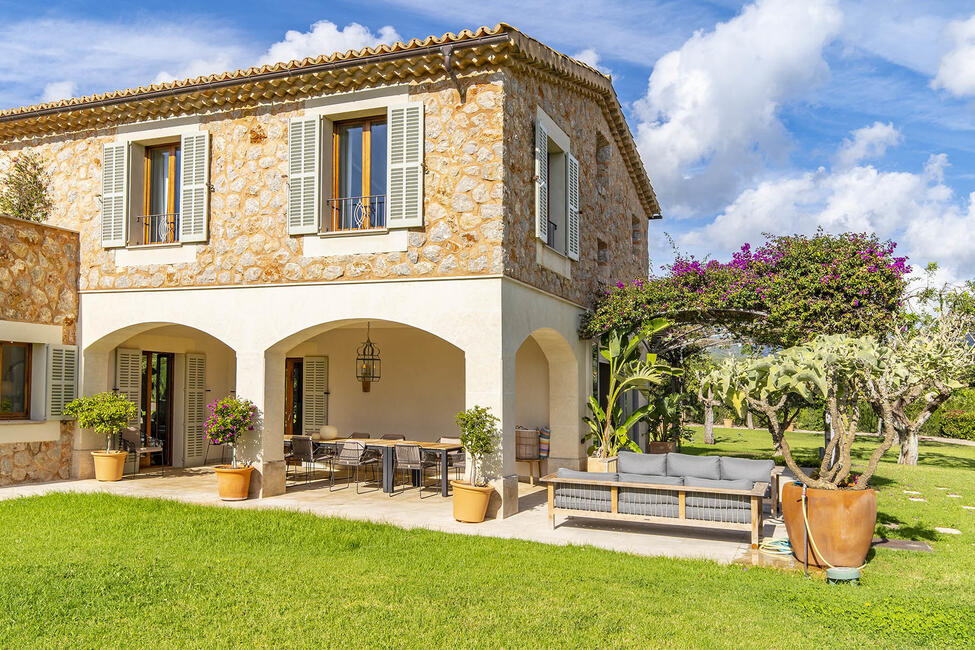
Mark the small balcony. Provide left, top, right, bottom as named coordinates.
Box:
left=135, top=213, right=179, bottom=246
left=323, top=195, right=386, bottom=233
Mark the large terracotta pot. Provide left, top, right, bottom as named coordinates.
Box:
left=649, top=441, right=677, bottom=454
left=781, top=482, right=876, bottom=568
left=91, top=451, right=127, bottom=482
left=451, top=480, right=494, bottom=523
left=214, top=465, right=254, bottom=501
left=587, top=456, right=618, bottom=472
left=722, top=418, right=733, bottom=428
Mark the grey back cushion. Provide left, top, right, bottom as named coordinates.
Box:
left=719, top=456, right=774, bottom=483
left=618, top=472, right=683, bottom=486
left=683, top=476, right=754, bottom=491
left=617, top=451, right=667, bottom=476
left=556, top=468, right=618, bottom=482
left=665, top=453, right=720, bottom=480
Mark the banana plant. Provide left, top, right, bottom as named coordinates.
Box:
left=585, top=318, right=681, bottom=458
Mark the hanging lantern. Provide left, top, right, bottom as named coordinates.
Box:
left=355, top=322, right=381, bottom=392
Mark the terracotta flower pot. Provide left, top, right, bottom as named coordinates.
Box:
left=214, top=465, right=254, bottom=501
left=649, top=441, right=677, bottom=454
left=781, top=482, right=876, bottom=568
left=451, top=480, right=494, bottom=523
left=587, top=456, right=618, bottom=472
left=722, top=419, right=733, bottom=428
left=91, top=451, right=127, bottom=482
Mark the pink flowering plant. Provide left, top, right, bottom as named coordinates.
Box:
left=203, top=396, right=257, bottom=468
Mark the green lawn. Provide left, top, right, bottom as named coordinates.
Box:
left=1, top=430, right=973, bottom=648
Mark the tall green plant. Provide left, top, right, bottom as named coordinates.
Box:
left=64, top=392, right=137, bottom=452
left=0, top=150, right=52, bottom=222
left=456, top=406, right=499, bottom=487
left=584, top=318, right=679, bottom=458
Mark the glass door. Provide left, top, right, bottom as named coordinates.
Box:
left=141, top=352, right=174, bottom=466
left=284, top=358, right=303, bottom=437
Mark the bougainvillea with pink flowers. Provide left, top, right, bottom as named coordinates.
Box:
left=204, top=396, right=257, bottom=467
left=582, top=230, right=911, bottom=347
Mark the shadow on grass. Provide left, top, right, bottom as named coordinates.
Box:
left=876, top=511, right=939, bottom=542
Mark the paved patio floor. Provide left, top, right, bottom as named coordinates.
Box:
left=0, top=467, right=786, bottom=564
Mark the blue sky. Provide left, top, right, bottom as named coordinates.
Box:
left=2, top=0, right=974, bottom=281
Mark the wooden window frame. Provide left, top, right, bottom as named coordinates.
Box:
left=143, top=142, right=180, bottom=244
left=330, top=116, right=386, bottom=232
left=0, top=341, right=31, bottom=420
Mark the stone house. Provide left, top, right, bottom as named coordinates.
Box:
left=0, top=24, right=659, bottom=514
left=0, top=215, right=79, bottom=485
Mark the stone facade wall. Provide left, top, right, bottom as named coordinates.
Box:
left=0, top=215, right=78, bottom=485
left=0, top=422, right=73, bottom=485
left=0, top=74, right=506, bottom=291
left=502, top=70, right=650, bottom=306
left=0, top=214, right=78, bottom=343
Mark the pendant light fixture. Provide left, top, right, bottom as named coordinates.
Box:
left=355, top=322, right=381, bottom=392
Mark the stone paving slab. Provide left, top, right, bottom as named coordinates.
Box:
left=0, top=469, right=784, bottom=565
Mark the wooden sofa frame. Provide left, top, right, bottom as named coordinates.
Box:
left=541, top=473, right=769, bottom=547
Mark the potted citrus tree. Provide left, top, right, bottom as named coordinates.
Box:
left=451, top=405, right=500, bottom=523
left=204, top=395, right=257, bottom=500
left=64, top=392, right=137, bottom=482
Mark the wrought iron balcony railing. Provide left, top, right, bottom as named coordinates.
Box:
left=135, top=213, right=179, bottom=245
left=324, top=195, right=386, bottom=233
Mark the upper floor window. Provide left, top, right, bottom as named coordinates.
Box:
left=140, top=142, right=181, bottom=245
left=328, top=117, right=388, bottom=232
left=534, top=109, right=579, bottom=261
left=0, top=342, right=31, bottom=420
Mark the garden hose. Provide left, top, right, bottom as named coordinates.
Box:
left=758, top=537, right=793, bottom=556
left=800, top=484, right=866, bottom=572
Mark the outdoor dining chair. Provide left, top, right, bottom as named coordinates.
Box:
left=287, top=435, right=331, bottom=484
left=391, top=444, right=438, bottom=498
left=438, top=436, right=466, bottom=481
left=350, top=432, right=371, bottom=439
left=380, top=434, right=406, bottom=440
left=329, top=441, right=380, bottom=493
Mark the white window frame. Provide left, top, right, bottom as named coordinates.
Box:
left=535, top=107, right=576, bottom=259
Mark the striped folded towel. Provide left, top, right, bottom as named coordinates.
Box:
left=538, top=426, right=551, bottom=458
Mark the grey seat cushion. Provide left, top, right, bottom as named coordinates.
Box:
left=665, top=453, right=720, bottom=480
left=619, top=487, right=679, bottom=506
left=554, top=494, right=612, bottom=512
left=617, top=451, right=666, bottom=476
left=618, top=472, right=683, bottom=486
left=556, top=468, right=618, bottom=482
left=719, top=456, right=774, bottom=483
left=619, top=501, right=678, bottom=517
left=683, top=477, right=755, bottom=508
left=683, top=476, right=754, bottom=491
left=686, top=506, right=752, bottom=524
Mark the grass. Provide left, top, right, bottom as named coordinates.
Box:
left=1, top=430, right=974, bottom=648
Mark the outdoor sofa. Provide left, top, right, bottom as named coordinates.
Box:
left=541, top=451, right=774, bottom=547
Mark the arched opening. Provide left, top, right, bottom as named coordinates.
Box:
left=81, top=323, right=236, bottom=472
left=514, top=328, right=582, bottom=479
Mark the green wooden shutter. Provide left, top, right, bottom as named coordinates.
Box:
left=288, top=116, right=320, bottom=235
left=386, top=103, right=424, bottom=228
left=184, top=353, right=207, bottom=465
left=46, top=345, right=78, bottom=420
left=101, top=143, right=128, bottom=247
left=566, top=152, right=580, bottom=261
left=302, top=356, right=329, bottom=435
left=115, top=348, right=142, bottom=427
left=179, top=132, right=209, bottom=243
left=534, top=120, right=549, bottom=242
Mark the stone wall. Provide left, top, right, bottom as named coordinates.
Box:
left=0, top=214, right=79, bottom=344
left=0, top=215, right=78, bottom=485
left=0, top=73, right=506, bottom=292
left=502, top=70, right=650, bottom=306
left=0, top=422, right=73, bottom=485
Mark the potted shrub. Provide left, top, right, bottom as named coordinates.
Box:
left=451, top=406, right=500, bottom=523
left=204, top=396, right=257, bottom=500
left=584, top=321, right=677, bottom=471
left=64, top=392, right=137, bottom=482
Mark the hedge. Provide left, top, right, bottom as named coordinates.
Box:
left=939, top=410, right=975, bottom=441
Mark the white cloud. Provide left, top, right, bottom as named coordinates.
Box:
left=40, top=80, right=76, bottom=103
left=932, top=15, right=975, bottom=97
left=833, top=121, right=901, bottom=168
left=634, top=0, right=843, bottom=215
left=257, top=21, right=401, bottom=66
left=571, top=48, right=611, bottom=75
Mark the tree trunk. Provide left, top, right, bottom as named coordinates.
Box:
left=746, top=410, right=754, bottom=429
left=898, top=431, right=919, bottom=466
left=703, top=403, right=715, bottom=445
left=772, top=437, right=783, bottom=458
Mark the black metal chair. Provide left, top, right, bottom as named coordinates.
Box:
left=380, top=434, right=406, bottom=440
left=391, top=444, right=438, bottom=498
left=329, top=441, right=380, bottom=493
left=439, top=436, right=466, bottom=481
left=350, top=432, right=371, bottom=439
left=121, top=427, right=164, bottom=478
left=287, top=435, right=330, bottom=484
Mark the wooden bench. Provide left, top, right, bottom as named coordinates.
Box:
left=542, top=472, right=768, bottom=548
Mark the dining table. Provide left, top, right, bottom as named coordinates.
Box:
left=283, top=436, right=463, bottom=497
